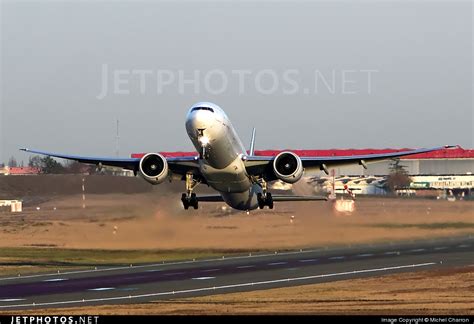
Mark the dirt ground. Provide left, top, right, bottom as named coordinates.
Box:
left=0, top=175, right=473, bottom=250
left=5, top=266, right=473, bottom=315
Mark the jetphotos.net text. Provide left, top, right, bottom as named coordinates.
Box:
left=96, top=64, right=379, bottom=99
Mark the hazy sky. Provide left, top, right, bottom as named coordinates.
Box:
left=1, top=0, right=472, bottom=164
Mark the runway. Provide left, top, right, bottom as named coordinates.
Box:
left=0, top=235, right=472, bottom=310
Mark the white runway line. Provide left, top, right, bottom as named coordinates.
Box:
left=88, top=288, right=115, bottom=291
left=236, top=265, right=255, bottom=269
left=268, top=262, right=287, bottom=266
left=43, top=278, right=68, bottom=282
left=434, top=247, right=448, bottom=250
left=192, top=277, right=215, bottom=280
left=328, top=256, right=345, bottom=260
left=298, top=259, right=318, bottom=263
left=410, top=249, right=426, bottom=252
left=457, top=245, right=470, bottom=248
left=0, top=262, right=437, bottom=309
left=201, top=269, right=220, bottom=272
left=356, top=254, right=374, bottom=257
left=384, top=251, right=399, bottom=255
left=0, top=299, right=26, bottom=302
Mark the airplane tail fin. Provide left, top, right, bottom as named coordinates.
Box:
left=249, top=127, right=256, bottom=156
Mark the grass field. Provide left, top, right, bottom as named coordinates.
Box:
left=0, top=247, right=240, bottom=276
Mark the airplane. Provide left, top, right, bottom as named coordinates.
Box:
left=21, top=102, right=452, bottom=211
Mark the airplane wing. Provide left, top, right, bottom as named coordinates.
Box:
left=245, top=146, right=453, bottom=180
left=19, top=148, right=200, bottom=177
left=195, top=195, right=224, bottom=202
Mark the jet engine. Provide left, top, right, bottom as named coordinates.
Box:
left=273, top=151, right=303, bottom=184
left=139, top=153, right=169, bottom=185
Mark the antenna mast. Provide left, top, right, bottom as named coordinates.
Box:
left=115, top=118, right=120, bottom=157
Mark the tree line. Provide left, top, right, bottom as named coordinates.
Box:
left=3, top=155, right=98, bottom=174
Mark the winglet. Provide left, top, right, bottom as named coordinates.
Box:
left=249, top=127, right=256, bottom=156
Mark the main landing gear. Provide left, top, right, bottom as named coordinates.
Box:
left=181, top=173, right=199, bottom=210
left=257, top=179, right=273, bottom=209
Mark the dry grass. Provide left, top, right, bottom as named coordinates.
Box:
left=0, top=192, right=472, bottom=251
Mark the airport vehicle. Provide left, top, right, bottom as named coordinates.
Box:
left=21, top=102, right=451, bottom=211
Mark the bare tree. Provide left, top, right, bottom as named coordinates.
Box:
left=28, top=156, right=42, bottom=168
left=7, top=156, right=18, bottom=167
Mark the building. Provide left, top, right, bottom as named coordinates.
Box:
left=312, top=174, right=473, bottom=198
left=0, top=166, right=41, bottom=176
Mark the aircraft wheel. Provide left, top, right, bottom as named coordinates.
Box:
left=181, top=193, right=190, bottom=210
left=257, top=193, right=265, bottom=209
left=266, top=193, right=274, bottom=209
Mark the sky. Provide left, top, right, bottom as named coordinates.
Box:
left=1, top=0, right=472, bottom=164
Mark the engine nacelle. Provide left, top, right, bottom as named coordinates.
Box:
left=273, top=151, right=303, bottom=184
left=139, top=153, right=169, bottom=185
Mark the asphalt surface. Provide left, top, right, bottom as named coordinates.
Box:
left=0, top=235, right=472, bottom=310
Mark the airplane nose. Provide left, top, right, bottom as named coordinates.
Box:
left=187, top=110, right=210, bottom=131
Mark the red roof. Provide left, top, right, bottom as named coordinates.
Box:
left=8, top=167, right=41, bottom=175
left=131, top=146, right=474, bottom=160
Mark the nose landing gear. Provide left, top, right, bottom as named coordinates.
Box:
left=182, top=173, right=199, bottom=210
left=181, top=192, right=198, bottom=210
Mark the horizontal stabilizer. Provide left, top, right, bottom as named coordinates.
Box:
left=196, top=195, right=224, bottom=202
left=272, top=195, right=327, bottom=202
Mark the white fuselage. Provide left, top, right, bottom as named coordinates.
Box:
left=185, top=102, right=262, bottom=210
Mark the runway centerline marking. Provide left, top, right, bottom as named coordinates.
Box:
left=329, top=256, right=345, bottom=260
left=43, top=278, right=68, bottom=282
left=192, top=277, right=215, bottom=280
left=201, top=269, right=220, bottom=272
left=236, top=265, right=255, bottom=269
left=299, top=259, right=318, bottom=263
left=89, top=288, right=115, bottom=291
left=268, top=262, right=287, bottom=266
left=0, top=262, right=437, bottom=309
left=357, top=254, right=374, bottom=257
left=434, top=247, right=448, bottom=250
left=0, top=299, right=25, bottom=302
left=457, top=245, right=470, bottom=248
left=410, top=249, right=426, bottom=252
left=384, top=251, right=399, bottom=255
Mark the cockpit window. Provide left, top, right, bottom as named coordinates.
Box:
left=191, top=107, right=214, bottom=113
